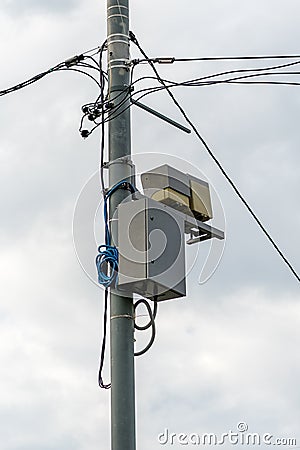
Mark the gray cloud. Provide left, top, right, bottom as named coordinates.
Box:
left=135, top=292, right=300, bottom=448
left=2, top=0, right=80, bottom=16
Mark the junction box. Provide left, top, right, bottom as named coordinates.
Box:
left=117, top=196, right=186, bottom=301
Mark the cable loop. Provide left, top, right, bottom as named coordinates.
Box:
left=134, top=298, right=158, bottom=356
left=96, top=244, right=119, bottom=288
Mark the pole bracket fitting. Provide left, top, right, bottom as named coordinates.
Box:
left=111, top=314, right=134, bottom=321
left=103, top=156, right=134, bottom=168
left=108, top=59, right=131, bottom=70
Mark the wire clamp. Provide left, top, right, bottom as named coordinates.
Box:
left=64, top=54, right=85, bottom=67
left=108, top=59, right=131, bottom=70
left=102, top=157, right=134, bottom=168
left=127, top=58, right=138, bottom=67
left=111, top=314, right=134, bottom=321
left=154, top=57, right=175, bottom=64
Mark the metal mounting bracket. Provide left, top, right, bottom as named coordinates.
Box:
left=131, top=100, right=191, bottom=134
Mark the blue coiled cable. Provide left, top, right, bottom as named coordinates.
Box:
left=96, top=180, right=135, bottom=288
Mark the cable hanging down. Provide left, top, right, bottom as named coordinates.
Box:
left=96, top=180, right=136, bottom=389
left=98, top=293, right=159, bottom=388
left=129, top=31, right=300, bottom=284
left=96, top=179, right=159, bottom=387
left=98, top=288, right=111, bottom=389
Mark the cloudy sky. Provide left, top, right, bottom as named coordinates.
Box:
left=0, top=1, right=299, bottom=449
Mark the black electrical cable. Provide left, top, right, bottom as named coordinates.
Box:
left=83, top=86, right=143, bottom=136
left=0, top=64, right=64, bottom=97
left=123, top=71, right=300, bottom=100
left=84, top=55, right=101, bottom=69
left=134, top=298, right=158, bottom=331
left=83, top=67, right=300, bottom=137
left=136, top=54, right=300, bottom=64
left=91, top=62, right=300, bottom=130
left=129, top=76, right=300, bottom=94
left=98, top=65, right=300, bottom=123
left=76, top=43, right=300, bottom=141
left=182, top=70, right=300, bottom=87
left=86, top=64, right=156, bottom=133
left=78, top=43, right=109, bottom=148
left=175, top=54, right=300, bottom=61
left=123, top=66, right=300, bottom=92
left=58, top=67, right=102, bottom=88
left=98, top=288, right=111, bottom=389
left=82, top=57, right=300, bottom=137
left=130, top=58, right=300, bottom=92
left=130, top=31, right=300, bottom=284
left=76, top=62, right=101, bottom=73
left=127, top=59, right=300, bottom=94
left=84, top=84, right=133, bottom=136
left=99, top=41, right=107, bottom=194
left=227, top=80, right=300, bottom=86
left=134, top=298, right=158, bottom=357
left=0, top=56, right=104, bottom=98
left=161, top=59, right=300, bottom=87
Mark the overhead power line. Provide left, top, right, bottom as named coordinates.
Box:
left=78, top=63, right=300, bottom=139
left=134, top=54, right=300, bottom=64
left=129, top=31, right=300, bottom=284
left=0, top=47, right=102, bottom=97
left=3, top=46, right=300, bottom=142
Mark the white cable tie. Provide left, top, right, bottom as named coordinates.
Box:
left=111, top=314, right=134, bottom=320
left=107, top=33, right=128, bottom=40
left=108, top=59, right=130, bottom=69
left=107, top=4, right=128, bottom=10
left=107, top=33, right=129, bottom=45
left=109, top=65, right=129, bottom=69
left=105, top=157, right=134, bottom=167
left=107, top=40, right=129, bottom=46
left=109, top=58, right=129, bottom=63
left=108, top=59, right=130, bottom=67
left=107, top=14, right=128, bottom=20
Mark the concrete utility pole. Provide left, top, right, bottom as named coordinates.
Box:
left=107, top=1, right=136, bottom=450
